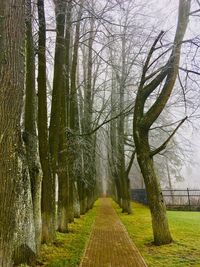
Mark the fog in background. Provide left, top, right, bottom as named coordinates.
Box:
left=45, top=0, right=200, bottom=190
left=114, top=0, right=200, bottom=190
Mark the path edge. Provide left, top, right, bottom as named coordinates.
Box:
left=79, top=201, right=101, bottom=267
left=111, top=198, right=148, bottom=267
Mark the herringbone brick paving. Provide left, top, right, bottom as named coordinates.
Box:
left=79, top=198, right=147, bottom=267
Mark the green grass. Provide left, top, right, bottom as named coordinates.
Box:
left=113, top=201, right=200, bottom=267
left=36, top=200, right=99, bottom=267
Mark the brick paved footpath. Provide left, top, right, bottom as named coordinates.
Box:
left=79, top=198, right=147, bottom=267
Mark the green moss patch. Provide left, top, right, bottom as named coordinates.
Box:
left=113, top=201, right=200, bottom=267
left=36, top=201, right=99, bottom=267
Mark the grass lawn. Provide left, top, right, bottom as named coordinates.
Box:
left=36, top=200, right=99, bottom=267
left=113, top=201, right=200, bottom=267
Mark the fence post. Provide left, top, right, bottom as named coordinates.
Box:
left=187, top=188, right=191, bottom=210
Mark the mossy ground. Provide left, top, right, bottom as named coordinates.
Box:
left=36, top=200, right=99, bottom=267
left=113, top=200, right=200, bottom=267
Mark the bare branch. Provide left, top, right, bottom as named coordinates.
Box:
left=189, top=9, right=200, bottom=16
left=140, top=31, right=165, bottom=84
left=179, top=67, right=200, bottom=76
left=150, top=117, right=188, bottom=157
left=78, top=104, right=134, bottom=136
left=126, top=150, right=136, bottom=176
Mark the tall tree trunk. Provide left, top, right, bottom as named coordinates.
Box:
left=57, top=110, right=69, bottom=232
left=48, top=0, right=67, bottom=232
left=65, top=0, right=72, bottom=122
left=57, top=85, right=69, bottom=231
left=110, top=72, right=121, bottom=204
left=24, top=0, right=42, bottom=253
left=117, top=30, right=131, bottom=214
left=49, top=0, right=65, bottom=186
left=134, top=131, right=172, bottom=244
left=83, top=20, right=94, bottom=210
left=0, top=0, right=29, bottom=264
left=57, top=0, right=73, bottom=226
left=68, top=1, right=83, bottom=221
left=37, top=0, right=55, bottom=244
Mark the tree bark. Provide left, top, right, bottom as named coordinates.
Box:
left=109, top=72, right=122, bottom=204
left=49, top=0, right=66, bottom=182
left=0, top=0, right=31, bottom=265
left=57, top=87, right=69, bottom=231
left=116, top=30, right=132, bottom=214
left=12, top=148, right=36, bottom=265
left=83, top=16, right=97, bottom=211
left=24, top=0, right=42, bottom=253
left=68, top=1, right=83, bottom=221
left=37, top=0, right=55, bottom=243
left=48, top=0, right=69, bottom=233
left=134, top=130, right=173, bottom=245
left=166, top=161, right=175, bottom=204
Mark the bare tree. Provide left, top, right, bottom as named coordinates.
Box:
left=133, top=0, right=191, bottom=245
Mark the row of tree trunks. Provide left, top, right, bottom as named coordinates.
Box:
left=0, top=0, right=99, bottom=264
left=108, top=30, right=132, bottom=214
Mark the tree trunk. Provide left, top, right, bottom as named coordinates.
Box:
left=49, top=0, right=66, bottom=183
left=83, top=16, right=97, bottom=211
left=37, top=0, right=55, bottom=243
left=68, top=2, right=83, bottom=221
left=109, top=72, right=122, bottom=204
left=166, top=161, right=175, bottom=204
left=73, top=182, right=81, bottom=218
left=57, top=146, right=69, bottom=232
left=117, top=30, right=132, bottom=214
left=57, top=86, right=69, bottom=231
left=135, top=128, right=172, bottom=244
left=12, top=148, right=36, bottom=265
left=24, top=0, right=42, bottom=253
left=0, top=0, right=31, bottom=264
left=78, top=179, right=87, bottom=214
left=48, top=0, right=68, bottom=233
